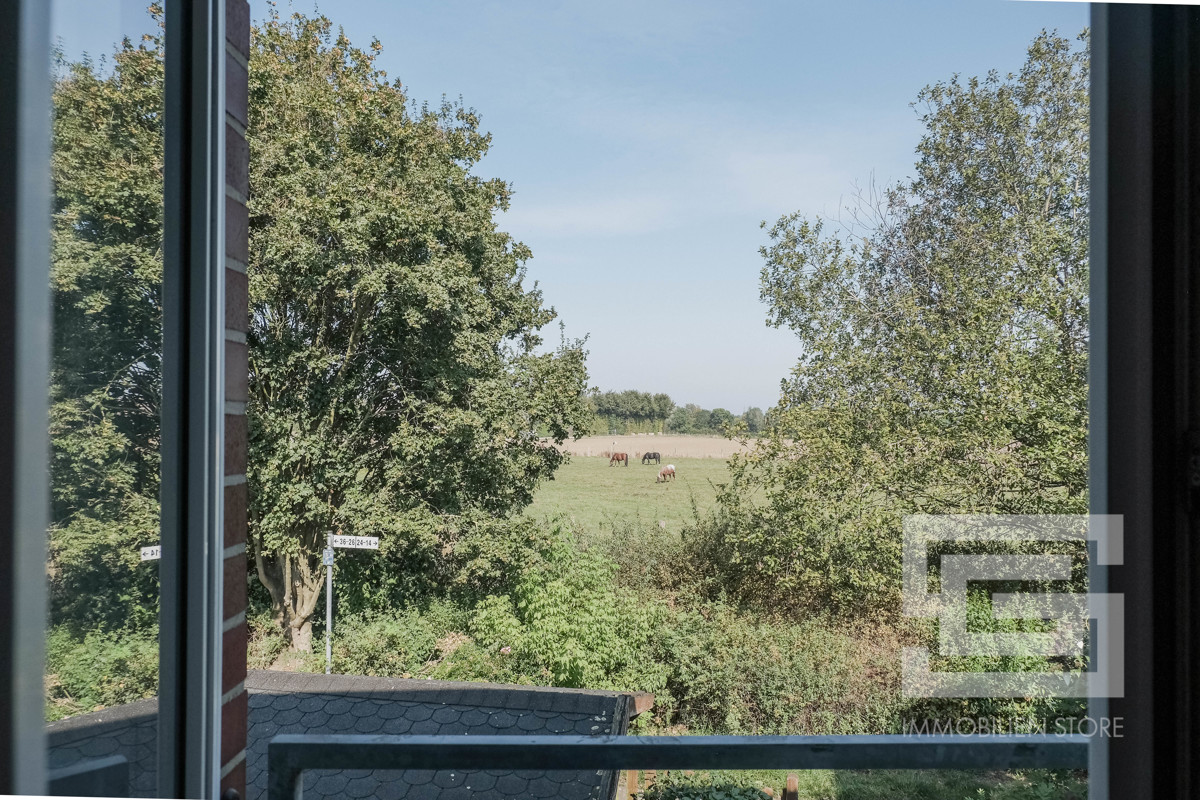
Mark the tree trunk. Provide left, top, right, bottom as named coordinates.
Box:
left=252, top=527, right=326, bottom=652
left=289, top=617, right=313, bottom=653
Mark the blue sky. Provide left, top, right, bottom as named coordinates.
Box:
left=54, top=1, right=1087, bottom=412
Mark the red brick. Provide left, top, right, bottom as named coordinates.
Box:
left=225, top=339, right=248, bottom=402
left=225, top=414, right=247, bottom=476
left=225, top=267, right=248, bottom=334
left=220, top=687, right=248, bottom=765
left=225, top=53, right=248, bottom=128
left=225, top=197, right=248, bottom=265
left=220, top=756, right=246, bottom=800
left=224, top=552, right=247, bottom=623
left=224, top=482, right=247, bottom=549
left=226, top=0, right=250, bottom=60
left=222, top=621, right=248, bottom=696
left=225, top=123, right=249, bottom=201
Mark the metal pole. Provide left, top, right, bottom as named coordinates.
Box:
left=325, top=531, right=332, bottom=675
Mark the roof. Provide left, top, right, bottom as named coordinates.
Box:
left=47, top=670, right=636, bottom=800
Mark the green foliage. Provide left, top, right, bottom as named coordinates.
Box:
left=48, top=11, right=164, bottom=635
left=45, top=625, right=159, bottom=721
left=650, top=603, right=901, bottom=734
left=588, top=389, right=674, bottom=434
left=902, top=590, right=1087, bottom=726
left=246, top=10, right=592, bottom=649
left=326, top=612, right=439, bottom=676
left=741, top=407, right=766, bottom=435
left=247, top=606, right=286, bottom=671
left=470, top=525, right=668, bottom=692
left=711, top=31, right=1089, bottom=615
left=634, top=769, right=1084, bottom=800
left=642, top=774, right=772, bottom=800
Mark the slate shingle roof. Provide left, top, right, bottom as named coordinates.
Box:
left=46, top=699, right=158, bottom=798
left=46, top=670, right=636, bottom=800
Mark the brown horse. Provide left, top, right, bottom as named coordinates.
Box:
left=656, top=464, right=676, bottom=482
left=609, top=452, right=629, bottom=467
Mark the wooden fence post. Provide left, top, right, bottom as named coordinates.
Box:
left=783, top=773, right=798, bottom=800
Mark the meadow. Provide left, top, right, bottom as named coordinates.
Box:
left=524, top=451, right=729, bottom=534
left=557, top=434, right=753, bottom=460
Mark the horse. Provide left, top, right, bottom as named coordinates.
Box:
left=642, top=451, right=661, bottom=465
left=657, top=464, right=676, bottom=482
left=609, top=452, right=629, bottom=467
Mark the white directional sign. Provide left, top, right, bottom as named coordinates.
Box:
left=330, top=535, right=379, bottom=550
left=140, top=545, right=161, bottom=561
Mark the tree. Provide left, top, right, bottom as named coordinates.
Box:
left=714, top=31, right=1089, bottom=614
left=710, top=408, right=735, bottom=432
left=666, top=407, right=692, bottom=434
left=247, top=12, right=592, bottom=650
left=687, top=404, right=712, bottom=433
left=742, top=407, right=765, bottom=435
left=48, top=22, right=165, bottom=635
left=587, top=389, right=674, bottom=433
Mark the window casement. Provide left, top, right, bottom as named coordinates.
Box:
left=3, top=3, right=1199, bottom=799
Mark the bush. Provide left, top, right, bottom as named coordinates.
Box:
left=469, top=523, right=669, bottom=693
left=248, top=607, right=286, bottom=670
left=45, top=624, right=159, bottom=721
left=327, top=611, right=439, bottom=677
left=651, top=603, right=901, bottom=734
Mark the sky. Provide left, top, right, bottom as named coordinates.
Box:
left=53, top=0, right=1088, bottom=412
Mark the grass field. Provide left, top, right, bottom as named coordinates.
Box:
left=525, top=453, right=730, bottom=534
left=555, top=434, right=752, bottom=459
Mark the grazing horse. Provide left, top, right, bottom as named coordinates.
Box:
left=657, top=464, right=676, bottom=483
left=609, top=452, right=629, bottom=467
left=642, top=451, right=661, bottom=465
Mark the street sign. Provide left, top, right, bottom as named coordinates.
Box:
left=325, top=531, right=380, bottom=676
left=140, top=545, right=161, bottom=561
left=330, top=535, right=379, bottom=549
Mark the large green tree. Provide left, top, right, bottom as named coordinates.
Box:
left=712, top=31, right=1089, bottom=614
left=247, top=13, right=591, bottom=651
left=48, top=25, right=165, bottom=635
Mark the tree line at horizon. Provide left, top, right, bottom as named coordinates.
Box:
left=585, top=388, right=767, bottom=437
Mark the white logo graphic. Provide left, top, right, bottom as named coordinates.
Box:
left=901, top=515, right=1124, bottom=698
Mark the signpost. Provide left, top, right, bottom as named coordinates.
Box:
left=324, top=532, right=380, bottom=675
left=330, top=535, right=379, bottom=549
left=323, top=544, right=334, bottom=674
left=140, top=545, right=161, bottom=561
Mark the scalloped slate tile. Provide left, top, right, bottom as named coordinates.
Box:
left=47, top=670, right=633, bottom=800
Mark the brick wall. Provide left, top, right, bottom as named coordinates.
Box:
left=221, top=0, right=250, bottom=797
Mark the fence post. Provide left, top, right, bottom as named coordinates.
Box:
left=784, top=774, right=798, bottom=800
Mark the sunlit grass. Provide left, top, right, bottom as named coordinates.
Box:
left=526, top=455, right=729, bottom=534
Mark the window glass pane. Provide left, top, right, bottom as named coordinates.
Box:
left=45, top=2, right=164, bottom=796
left=240, top=0, right=1094, bottom=797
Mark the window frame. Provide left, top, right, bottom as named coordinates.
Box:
left=5, top=2, right=1199, bottom=799
left=0, top=0, right=52, bottom=794
left=160, top=0, right=228, bottom=797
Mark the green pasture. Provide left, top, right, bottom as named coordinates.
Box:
left=525, top=455, right=729, bottom=534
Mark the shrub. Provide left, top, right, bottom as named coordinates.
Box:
left=45, top=624, right=159, bottom=721
left=248, top=607, right=286, bottom=670
left=327, top=611, right=439, bottom=676
left=651, top=603, right=901, bottom=735
left=470, top=524, right=669, bottom=693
